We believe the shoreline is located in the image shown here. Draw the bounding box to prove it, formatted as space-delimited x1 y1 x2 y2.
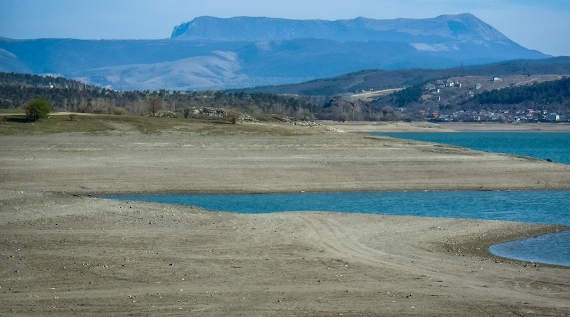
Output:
97 193 570 269
90 186 570 196
325 121 570 132
439 122 570 132
103 193 570 267
485 227 570 269
437 222 569 269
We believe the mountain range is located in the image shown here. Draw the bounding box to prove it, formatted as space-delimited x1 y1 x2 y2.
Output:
0 14 548 91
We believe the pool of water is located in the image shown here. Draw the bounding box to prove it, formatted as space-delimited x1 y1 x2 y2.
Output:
374 131 570 165
489 230 570 266
107 190 570 266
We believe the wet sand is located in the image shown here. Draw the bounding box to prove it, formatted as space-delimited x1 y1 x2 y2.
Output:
1 122 569 316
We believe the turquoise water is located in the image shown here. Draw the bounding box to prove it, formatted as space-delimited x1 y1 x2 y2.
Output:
489 231 570 266
374 132 570 164
107 190 570 266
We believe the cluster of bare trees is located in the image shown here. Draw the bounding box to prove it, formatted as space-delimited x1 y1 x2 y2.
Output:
0 73 317 119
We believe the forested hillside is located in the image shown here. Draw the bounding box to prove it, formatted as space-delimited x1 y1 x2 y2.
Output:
474 77 570 105
0 73 317 119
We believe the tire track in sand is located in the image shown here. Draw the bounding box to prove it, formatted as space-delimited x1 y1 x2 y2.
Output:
295 213 570 309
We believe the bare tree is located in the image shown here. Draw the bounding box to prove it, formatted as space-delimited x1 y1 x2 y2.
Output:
148 95 162 116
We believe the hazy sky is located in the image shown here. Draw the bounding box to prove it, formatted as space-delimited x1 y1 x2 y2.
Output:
1 0 569 56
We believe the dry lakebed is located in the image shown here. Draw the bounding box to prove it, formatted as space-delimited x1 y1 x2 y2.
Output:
1 119 569 316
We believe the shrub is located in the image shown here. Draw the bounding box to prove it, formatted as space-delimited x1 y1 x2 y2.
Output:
92 107 107 114
245 105 269 121
111 107 129 115
26 98 52 121
224 111 239 124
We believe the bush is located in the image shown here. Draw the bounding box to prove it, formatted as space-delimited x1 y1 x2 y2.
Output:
26 98 52 121
245 105 269 121
224 111 239 124
92 107 107 114
111 107 129 115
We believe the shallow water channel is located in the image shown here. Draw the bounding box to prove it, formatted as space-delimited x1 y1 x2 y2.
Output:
107 190 570 266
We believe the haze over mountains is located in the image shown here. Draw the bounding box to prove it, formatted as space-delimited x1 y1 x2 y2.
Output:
0 14 548 91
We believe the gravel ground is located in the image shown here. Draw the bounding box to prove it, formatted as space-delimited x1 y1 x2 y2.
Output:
0 122 569 316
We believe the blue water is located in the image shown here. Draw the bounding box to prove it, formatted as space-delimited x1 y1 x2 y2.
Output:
107 190 570 266
374 132 570 165
490 231 570 266
108 191 569 224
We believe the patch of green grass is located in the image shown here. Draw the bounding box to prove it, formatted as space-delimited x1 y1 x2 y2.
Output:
0 108 25 114
0 115 113 135
109 116 189 134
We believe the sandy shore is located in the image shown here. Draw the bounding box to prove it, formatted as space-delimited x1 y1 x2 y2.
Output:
1 126 570 194
1 122 569 316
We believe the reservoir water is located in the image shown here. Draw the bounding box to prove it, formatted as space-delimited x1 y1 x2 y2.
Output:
489 230 570 266
107 131 570 266
374 131 570 165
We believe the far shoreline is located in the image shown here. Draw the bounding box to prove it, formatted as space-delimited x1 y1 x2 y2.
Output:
324 121 570 133
88 186 570 197
437 122 570 132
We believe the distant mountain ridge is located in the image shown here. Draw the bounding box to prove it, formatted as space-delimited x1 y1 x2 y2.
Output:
171 14 511 44
0 14 549 91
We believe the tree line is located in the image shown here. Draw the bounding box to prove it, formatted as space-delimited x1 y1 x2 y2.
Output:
3 72 568 122
0 73 318 120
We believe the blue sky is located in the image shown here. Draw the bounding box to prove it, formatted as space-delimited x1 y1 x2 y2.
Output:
0 0 569 56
